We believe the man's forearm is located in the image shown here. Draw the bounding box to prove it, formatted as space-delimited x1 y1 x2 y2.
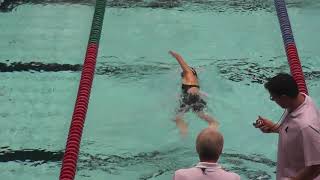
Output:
293 165 320 180
270 122 280 133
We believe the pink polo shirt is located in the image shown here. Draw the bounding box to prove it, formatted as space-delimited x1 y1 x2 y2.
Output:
277 93 320 180
173 162 240 180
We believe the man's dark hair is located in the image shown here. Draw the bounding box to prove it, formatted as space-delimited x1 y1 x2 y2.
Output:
196 129 223 162
197 143 220 161
264 73 299 98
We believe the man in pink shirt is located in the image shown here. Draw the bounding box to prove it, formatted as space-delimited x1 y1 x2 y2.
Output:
173 127 240 180
254 73 320 180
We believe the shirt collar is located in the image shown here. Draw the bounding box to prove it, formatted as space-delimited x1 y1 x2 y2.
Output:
288 93 308 118
195 162 221 170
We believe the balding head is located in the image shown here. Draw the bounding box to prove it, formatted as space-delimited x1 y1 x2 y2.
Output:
196 128 224 162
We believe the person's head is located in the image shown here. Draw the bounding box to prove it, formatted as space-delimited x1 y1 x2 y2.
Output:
196 128 224 163
181 67 198 77
264 73 299 108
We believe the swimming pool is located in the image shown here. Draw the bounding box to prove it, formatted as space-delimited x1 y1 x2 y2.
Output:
1 0 320 179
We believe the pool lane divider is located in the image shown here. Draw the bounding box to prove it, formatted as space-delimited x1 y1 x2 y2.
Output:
274 0 308 94
59 0 106 180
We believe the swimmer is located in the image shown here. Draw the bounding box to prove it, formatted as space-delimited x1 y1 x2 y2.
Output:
169 50 219 137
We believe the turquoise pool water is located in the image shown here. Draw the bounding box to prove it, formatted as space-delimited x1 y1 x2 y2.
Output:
0 1 320 179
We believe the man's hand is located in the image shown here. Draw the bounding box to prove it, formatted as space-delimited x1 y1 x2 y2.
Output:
253 116 277 133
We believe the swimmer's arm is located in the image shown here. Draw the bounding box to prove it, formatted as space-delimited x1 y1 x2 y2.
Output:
169 51 190 73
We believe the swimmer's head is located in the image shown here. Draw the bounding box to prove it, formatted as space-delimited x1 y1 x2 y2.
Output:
181 67 198 77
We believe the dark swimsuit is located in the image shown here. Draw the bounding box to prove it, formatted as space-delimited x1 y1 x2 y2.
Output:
177 83 207 113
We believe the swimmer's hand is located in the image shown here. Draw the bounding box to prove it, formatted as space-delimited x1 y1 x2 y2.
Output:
253 116 278 133
169 50 181 59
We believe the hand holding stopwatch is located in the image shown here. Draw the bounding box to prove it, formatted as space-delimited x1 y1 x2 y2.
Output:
253 116 265 127
253 116 275 133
